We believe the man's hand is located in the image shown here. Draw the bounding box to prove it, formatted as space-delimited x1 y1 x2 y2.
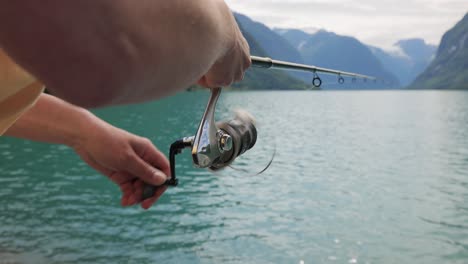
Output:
73 124 170 210
198 4 251 88
6 94 170 209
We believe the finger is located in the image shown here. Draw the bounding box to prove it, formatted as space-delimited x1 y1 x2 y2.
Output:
126 194 138 206
198 75 222 89
121 180 141 206
121 190 133 206
138 144 171 177
240 71 246 81
141 185 168 210
120 180 134 206
215 71 235 87
203 62 234 87
244 54 252 69
241 37 251 59
125 153 168 186
239 45 251 68
127 180 144 205
109 171 133 185
120 181 134 193
235 66 245 82
143 150 172 178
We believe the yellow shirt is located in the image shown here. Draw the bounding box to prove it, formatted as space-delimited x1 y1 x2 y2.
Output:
0 49 44 135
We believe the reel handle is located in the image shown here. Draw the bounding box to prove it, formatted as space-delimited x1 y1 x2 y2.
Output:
141 138 192 201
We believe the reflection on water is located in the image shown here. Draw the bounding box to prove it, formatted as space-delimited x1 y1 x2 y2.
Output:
1 90 468 263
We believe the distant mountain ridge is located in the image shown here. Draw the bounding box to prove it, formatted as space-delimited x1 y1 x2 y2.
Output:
275 29 400 88
229 12 441 90
410 13 468 89
273 29 312 51
368 39 437 86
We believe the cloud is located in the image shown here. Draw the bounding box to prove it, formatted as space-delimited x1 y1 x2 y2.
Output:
225 0 467 50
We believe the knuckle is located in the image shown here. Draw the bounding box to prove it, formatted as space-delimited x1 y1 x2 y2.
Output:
141 137 153 147
245 56 252 68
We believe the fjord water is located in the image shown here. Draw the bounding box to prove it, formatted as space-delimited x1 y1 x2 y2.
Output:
1 90 468 264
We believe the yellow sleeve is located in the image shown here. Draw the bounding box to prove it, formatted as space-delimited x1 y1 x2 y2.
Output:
0 49 44 135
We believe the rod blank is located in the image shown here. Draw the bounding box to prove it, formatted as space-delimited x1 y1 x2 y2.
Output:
251 56 376 80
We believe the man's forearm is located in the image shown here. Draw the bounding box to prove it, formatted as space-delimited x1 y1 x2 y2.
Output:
4 93 97 147
0 0 239 107
4 93 173 209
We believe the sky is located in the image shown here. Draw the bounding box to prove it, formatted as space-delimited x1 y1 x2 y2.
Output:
225 0 468 51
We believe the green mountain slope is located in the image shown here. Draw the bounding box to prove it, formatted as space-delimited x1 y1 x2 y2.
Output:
410 13 468 89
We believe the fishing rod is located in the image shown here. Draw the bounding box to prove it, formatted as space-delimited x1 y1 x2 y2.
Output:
251 56 377 87
142 56 376 201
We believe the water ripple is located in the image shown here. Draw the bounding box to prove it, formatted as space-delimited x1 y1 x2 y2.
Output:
1 91 468 263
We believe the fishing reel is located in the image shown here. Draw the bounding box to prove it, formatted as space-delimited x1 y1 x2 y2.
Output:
142 88 257 200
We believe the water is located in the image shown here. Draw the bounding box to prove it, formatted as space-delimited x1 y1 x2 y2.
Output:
1 90 468 264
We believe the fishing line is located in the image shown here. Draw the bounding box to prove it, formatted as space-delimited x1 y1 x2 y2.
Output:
228 140 276 176
142 57 379 198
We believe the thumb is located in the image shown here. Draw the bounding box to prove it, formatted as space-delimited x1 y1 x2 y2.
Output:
125 153 168 186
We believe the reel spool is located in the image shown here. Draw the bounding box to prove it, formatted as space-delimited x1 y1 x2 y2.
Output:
210 110 257 170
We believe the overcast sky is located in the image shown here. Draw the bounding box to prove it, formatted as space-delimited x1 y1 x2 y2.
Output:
225 0 467 50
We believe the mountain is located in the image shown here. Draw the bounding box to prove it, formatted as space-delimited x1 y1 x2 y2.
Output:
397 39 437 68
369 39 437 86
232 15 308 90
273 29 312 51
235 13 310 83
235 14 304 63
277 29 400 88
410 13 468 89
